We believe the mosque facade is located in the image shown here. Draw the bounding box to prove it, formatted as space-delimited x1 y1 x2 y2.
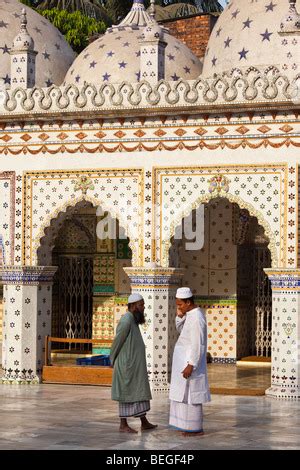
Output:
0 0 300 400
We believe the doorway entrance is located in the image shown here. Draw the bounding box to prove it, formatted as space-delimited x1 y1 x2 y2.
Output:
51 205 96 353
169 198 272 363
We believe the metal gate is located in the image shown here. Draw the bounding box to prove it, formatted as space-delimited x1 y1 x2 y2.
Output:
53 256 93 342
253 247 272 357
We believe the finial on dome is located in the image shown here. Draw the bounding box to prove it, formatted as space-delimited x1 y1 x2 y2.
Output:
21 8 28 30
112 0 156 28
279 0 300 34
288 0 298 14
12 8 35 52
10 9 37 90
149 0 156 19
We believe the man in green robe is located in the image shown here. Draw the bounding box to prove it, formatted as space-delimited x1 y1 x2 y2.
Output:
110 293 157 433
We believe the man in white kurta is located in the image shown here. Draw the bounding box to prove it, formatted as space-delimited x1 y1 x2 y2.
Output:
169 287 211 435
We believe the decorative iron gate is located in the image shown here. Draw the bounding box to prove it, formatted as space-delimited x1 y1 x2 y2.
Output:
253 247 272 357
54 256 93 342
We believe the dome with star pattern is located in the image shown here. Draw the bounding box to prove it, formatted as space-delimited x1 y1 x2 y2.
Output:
64 0 202 86
203 0 300 80
0 0 76 88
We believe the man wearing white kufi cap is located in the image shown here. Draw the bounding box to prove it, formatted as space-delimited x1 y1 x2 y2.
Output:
169 287 211 436
110 292 157 433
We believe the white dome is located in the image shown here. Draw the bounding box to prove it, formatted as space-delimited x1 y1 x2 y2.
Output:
203 0 300 80
0 0 76 88
65 1 202 85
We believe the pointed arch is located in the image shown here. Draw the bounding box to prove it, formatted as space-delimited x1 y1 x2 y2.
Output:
161 192 278 268
33 195 139 267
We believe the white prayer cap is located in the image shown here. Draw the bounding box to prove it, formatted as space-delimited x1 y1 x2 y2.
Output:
128 293 144 304
176 287 193 299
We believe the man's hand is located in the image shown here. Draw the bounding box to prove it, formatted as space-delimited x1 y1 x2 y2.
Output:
176 308 185 318
181 364 193 379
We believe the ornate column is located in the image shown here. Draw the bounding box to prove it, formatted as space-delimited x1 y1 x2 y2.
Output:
124 266 185 393
0 266 57 384
264 269 300 399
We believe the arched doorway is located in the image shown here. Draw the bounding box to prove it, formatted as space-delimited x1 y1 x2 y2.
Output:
51 203 96 350
169 197 272 365
38 200 132 368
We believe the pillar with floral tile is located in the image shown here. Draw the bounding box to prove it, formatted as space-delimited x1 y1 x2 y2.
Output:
124 266 185 392
264 269 300 400
0 266 56 384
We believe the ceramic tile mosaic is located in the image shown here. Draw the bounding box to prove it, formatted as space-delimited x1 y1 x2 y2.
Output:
93 255 115 294
115 260 131 295
0 172 15 266
92 297 115 344
205 301 237 362
22 169 143 268
154 165 293 269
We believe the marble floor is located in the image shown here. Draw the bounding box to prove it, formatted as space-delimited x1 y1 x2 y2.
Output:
49 359 271 391
0 381 299 450
208 363 271 390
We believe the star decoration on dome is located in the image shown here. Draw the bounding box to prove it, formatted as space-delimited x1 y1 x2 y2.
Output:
265 2 277 12
42 51 50 60
238 48 249 60
2 74 10 84
224 37 232 48
243 18 253 29
231 9 240 19
204 0 299 80
1 44 10 54
171 73 179 81
261 29 273 41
